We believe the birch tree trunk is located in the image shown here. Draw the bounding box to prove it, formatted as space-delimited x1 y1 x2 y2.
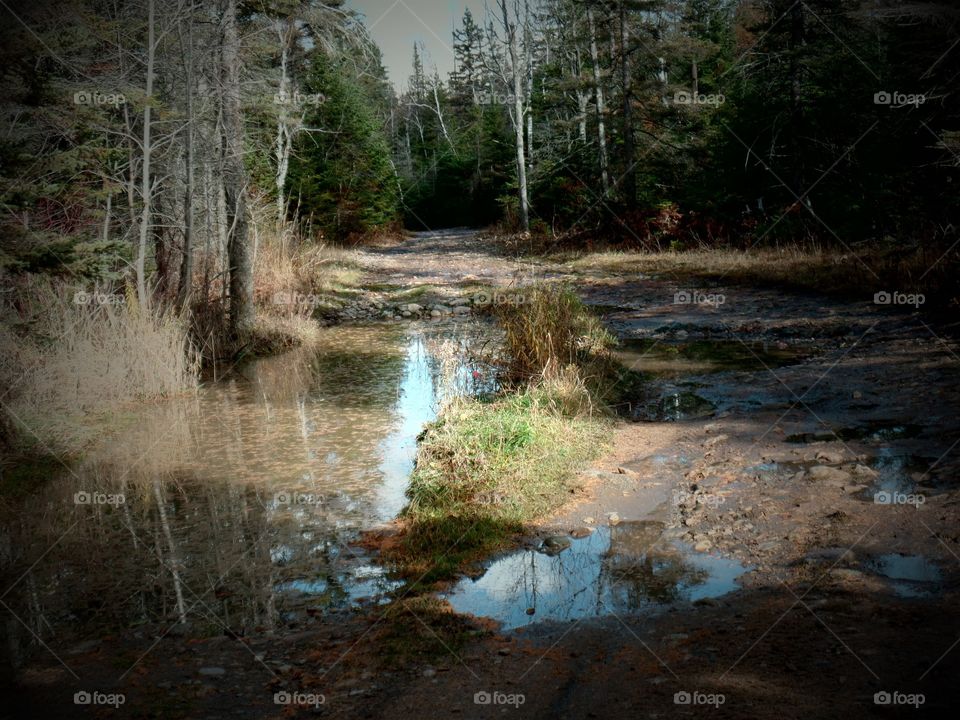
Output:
501 0 529 231
587 5 609 195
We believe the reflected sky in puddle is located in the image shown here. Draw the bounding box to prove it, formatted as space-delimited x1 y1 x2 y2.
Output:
867 554 942 598
0 323 491 652
446 522 751 630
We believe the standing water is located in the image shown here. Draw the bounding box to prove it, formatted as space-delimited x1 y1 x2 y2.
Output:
0 322 490 665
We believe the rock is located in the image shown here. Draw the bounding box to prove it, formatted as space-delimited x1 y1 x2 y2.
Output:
198 667 226 677
815 450 847 464
430 310 442 318
405 303 423 313
539 536 571 555
850 464 879 479
806 465 852 484
694 541 713 552
525 608 536 616
704 434 728 447
401 311 412 318
422 667 436 678
569 527 593 539
606 512 621 526
449 297 471 307
583 516 596 524
452 305 471 315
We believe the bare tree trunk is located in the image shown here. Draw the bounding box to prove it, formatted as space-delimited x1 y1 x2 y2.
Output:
620 0 635 202
102 188 112 243
587 5 609 195
501 0 529 231
136 0 156 306
274 19 295 228
222 0 254 335
177 14 195 310
574 49 588 144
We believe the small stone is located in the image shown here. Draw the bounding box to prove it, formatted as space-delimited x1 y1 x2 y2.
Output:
525 608 536 616
694 541 712 552
583 516 595 524
423 667 436 678
607 512 621 526
806 465 852 484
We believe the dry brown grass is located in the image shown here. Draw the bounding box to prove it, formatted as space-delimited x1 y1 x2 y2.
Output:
1 279 198 453
566 244 958 304
189 204 364 361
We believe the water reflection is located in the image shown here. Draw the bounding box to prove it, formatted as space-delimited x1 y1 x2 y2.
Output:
447 521 751 630
0 322 489 665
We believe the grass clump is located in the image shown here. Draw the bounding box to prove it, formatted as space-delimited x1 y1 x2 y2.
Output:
0 279 198 454
394 283 622 582
400 388 610 582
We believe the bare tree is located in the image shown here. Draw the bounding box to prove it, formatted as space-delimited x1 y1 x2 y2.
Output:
488 0 531 231
221 0 254 335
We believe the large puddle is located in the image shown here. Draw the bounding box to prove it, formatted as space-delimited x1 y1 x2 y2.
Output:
615 338 809 379
0 322 492 661
445 522 752 630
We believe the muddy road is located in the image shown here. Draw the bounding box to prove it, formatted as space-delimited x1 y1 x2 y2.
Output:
7 230 960 719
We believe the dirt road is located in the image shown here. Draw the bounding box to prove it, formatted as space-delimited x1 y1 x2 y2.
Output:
10 230 960 719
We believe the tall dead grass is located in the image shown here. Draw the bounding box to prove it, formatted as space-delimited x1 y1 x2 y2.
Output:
1 279 198 453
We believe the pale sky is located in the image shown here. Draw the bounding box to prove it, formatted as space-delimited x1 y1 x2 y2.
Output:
348 0 485 90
